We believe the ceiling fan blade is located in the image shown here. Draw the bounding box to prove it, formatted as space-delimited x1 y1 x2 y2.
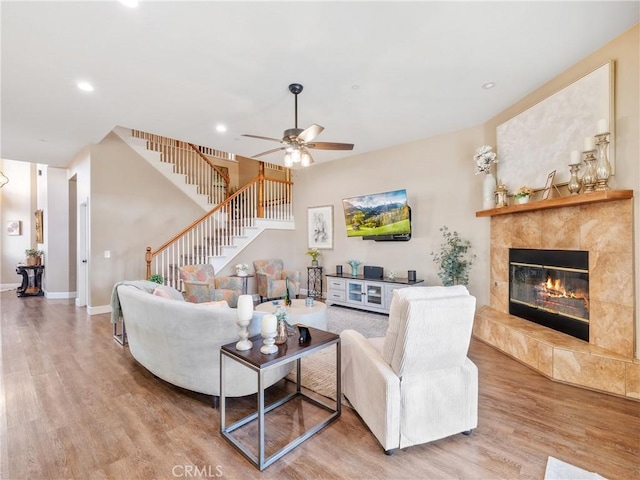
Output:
297 124 324 143
242 134 283 143
251 146 286 158
306 141 354 151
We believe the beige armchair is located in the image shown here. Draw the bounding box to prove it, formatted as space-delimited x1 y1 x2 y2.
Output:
252 258 301 302
340 285 478 454
178 264 243 307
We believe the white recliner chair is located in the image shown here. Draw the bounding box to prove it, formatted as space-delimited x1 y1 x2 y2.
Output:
340 285 478 454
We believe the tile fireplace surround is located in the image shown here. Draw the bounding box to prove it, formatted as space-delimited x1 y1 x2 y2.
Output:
475 191 639 400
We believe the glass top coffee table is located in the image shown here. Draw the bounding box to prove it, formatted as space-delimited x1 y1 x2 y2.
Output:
220 327 340 471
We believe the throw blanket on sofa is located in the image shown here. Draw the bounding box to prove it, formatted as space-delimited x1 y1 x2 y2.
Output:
110 280 160 324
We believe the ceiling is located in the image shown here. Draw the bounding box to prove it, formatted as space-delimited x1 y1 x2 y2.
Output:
1 1 638 169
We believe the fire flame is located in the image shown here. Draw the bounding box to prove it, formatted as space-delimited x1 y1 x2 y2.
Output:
541 276 589 309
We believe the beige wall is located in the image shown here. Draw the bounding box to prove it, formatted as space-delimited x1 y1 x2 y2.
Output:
89 132 207 306
289 125 490 306
0 159 37 286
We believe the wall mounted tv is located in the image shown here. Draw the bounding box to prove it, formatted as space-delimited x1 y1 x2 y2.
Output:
342 189 411 242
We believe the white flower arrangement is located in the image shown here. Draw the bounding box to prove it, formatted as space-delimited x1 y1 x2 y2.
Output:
474 145 498 175
235 263 249 275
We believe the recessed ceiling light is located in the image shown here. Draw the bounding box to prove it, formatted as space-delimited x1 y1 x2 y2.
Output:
77 81 94 92
216 124 227 133
482 82 496 90
119 0 139 7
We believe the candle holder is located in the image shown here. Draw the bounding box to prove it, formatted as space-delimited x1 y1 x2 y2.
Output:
581 150 597 193
260 331 278 354
595 132 611 190
235 295 254 351
567 164 581 195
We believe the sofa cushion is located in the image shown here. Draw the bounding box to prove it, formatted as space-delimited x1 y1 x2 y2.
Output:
152 285 185 302
201 300 230 308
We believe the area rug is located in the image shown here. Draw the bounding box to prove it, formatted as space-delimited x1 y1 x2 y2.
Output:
285 305 389 401
544 456 606 480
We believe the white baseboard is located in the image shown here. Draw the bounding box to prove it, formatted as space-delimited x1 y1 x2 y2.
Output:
0 283 20 292
44 291 76 300
88 304 111 316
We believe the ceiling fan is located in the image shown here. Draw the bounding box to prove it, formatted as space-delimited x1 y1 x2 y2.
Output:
242 83 354 167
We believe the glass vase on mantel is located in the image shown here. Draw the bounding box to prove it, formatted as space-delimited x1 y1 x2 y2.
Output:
482 172 497 210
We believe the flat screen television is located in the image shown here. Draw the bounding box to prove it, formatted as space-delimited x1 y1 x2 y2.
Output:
342 189 411 241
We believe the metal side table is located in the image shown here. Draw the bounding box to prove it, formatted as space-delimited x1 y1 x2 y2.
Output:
220 327 340 470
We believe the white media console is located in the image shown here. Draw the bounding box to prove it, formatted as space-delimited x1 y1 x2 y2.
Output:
324 273 424 314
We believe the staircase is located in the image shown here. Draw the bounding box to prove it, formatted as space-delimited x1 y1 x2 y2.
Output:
113 127 294 289
113 126 230 211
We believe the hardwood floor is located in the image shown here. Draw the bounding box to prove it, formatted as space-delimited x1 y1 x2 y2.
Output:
1 291 638 479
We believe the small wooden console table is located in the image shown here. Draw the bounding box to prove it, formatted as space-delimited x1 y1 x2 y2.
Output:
220 327 341 470
16 264 45 297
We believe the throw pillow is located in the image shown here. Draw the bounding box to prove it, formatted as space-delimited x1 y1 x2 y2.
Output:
152 285 185 302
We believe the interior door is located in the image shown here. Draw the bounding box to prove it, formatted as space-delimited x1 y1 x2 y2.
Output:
76 200 88 307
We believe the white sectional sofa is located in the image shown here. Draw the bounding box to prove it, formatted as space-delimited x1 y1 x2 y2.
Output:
114 282 291 404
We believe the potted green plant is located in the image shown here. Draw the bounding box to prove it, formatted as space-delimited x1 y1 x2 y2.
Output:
148 274 164 284
513 186 533 204
430 226 475 286
306 248 321 266
25 248 43 266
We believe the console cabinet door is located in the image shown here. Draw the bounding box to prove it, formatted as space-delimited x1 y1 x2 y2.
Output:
363 281 384 309
346 280 365 305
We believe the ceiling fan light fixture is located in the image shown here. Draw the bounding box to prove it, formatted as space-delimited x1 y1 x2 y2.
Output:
244 83 354 165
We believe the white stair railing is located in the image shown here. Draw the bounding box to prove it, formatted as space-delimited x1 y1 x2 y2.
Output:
132 129 231 205
146 175 293 290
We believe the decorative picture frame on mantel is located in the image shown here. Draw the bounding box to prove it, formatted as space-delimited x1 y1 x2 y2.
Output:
308 205 333 250
497 60 614 190
541 170 557 201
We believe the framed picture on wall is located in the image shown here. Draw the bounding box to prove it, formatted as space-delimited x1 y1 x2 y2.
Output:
497 61 614 189
7 221 21 236
308 205 333 249
35 209 43 243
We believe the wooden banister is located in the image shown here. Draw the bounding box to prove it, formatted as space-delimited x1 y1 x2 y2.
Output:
145 172 293 288
187 143 230 184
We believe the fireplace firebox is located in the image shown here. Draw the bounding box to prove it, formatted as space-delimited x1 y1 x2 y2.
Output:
509 249 589 341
